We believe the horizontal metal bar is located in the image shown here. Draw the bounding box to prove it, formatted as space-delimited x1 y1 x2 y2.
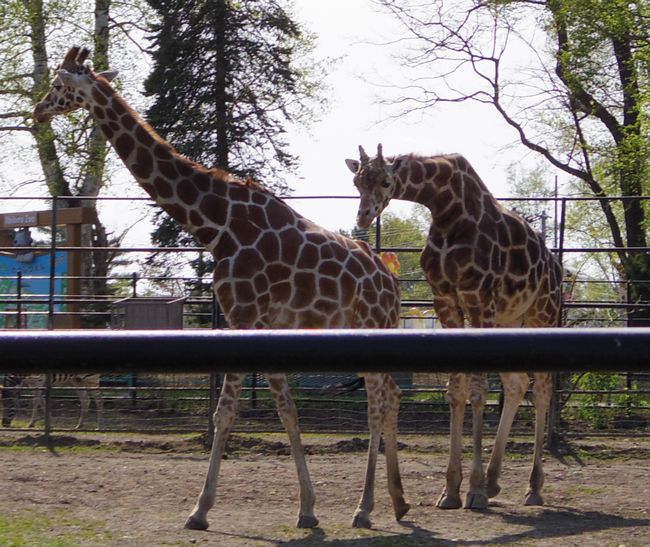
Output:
3 194 650 201
376 246 650 254
0 328 648 374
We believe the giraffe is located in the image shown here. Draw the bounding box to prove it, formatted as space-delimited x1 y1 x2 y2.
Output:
33 47 410 531
4 373 104 430
346 144 563 510
25 374 103 430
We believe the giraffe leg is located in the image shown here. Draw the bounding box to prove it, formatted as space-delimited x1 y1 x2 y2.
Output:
486 373 529 499
185 373 245 531
1 378 18 427
464 373 489 509
92 388 104 430
525 372 551 506
381 374 410 521
436 372 468 509
28 389 44 428
352 373 382 528
266 374 318 528
75 389 90 430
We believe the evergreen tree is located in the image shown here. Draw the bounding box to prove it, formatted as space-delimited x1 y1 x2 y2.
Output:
143 0 326 306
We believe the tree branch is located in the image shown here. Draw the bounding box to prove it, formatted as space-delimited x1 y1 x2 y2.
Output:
0 125 34 132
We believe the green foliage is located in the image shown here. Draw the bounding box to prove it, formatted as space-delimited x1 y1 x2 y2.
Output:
144 0 327 293
568 372 650 429
507 163 633 326
571 372 620 428
365 208 432 303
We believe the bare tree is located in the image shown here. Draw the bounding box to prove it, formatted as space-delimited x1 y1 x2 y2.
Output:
375 0 650 325
0 0 153 325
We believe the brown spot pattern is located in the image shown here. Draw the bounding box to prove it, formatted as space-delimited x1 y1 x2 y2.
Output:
177 179 199 205
114 133 134 160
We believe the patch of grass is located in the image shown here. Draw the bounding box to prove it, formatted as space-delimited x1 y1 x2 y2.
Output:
505 451 531 461
565 485 607 497
0 435 116 455
0 510 115 545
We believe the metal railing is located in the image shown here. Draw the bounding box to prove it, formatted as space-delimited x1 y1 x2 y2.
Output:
1 194 649 439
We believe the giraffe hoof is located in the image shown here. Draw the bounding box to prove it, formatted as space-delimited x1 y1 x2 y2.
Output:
486 482 501 498
184 514 209 530
436 492 462 509
351 511 372 529
524 492 544 506
464 491 488 510
297 514 319 528
394 501 411 521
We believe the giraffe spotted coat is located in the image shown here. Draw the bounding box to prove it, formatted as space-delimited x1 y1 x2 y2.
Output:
347 144 562 510
33 47 409 532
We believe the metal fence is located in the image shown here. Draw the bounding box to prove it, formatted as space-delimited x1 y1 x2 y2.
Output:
0 194 649 438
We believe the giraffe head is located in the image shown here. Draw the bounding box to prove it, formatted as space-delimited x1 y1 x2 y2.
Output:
345 144 400 229
33 46 118 123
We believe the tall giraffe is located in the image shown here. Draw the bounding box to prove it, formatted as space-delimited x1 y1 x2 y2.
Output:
346 144 563 510
33 47 410 531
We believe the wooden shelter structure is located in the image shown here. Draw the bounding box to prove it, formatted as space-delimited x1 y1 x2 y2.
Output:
0 207 97 328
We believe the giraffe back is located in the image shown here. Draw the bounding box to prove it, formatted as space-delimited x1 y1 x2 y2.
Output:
210 188 401 330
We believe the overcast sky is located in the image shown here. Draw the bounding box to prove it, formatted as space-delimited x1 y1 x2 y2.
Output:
1 1 538 241
286 0 528 232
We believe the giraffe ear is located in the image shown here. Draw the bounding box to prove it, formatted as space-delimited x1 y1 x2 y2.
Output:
55 69 77 86
98 70 119 82
388 157 403 173
345 159 360 173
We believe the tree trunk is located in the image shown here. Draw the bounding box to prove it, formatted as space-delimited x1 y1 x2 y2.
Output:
213 0 229 170
25 0 72 199
77 0 112 327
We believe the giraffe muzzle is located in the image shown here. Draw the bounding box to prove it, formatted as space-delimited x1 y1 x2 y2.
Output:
33 104 52 124
356 212 373 230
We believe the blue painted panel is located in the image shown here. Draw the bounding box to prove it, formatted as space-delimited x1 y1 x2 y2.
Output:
0 252 68 328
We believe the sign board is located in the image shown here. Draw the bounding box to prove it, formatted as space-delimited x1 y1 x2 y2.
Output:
3 212 39 227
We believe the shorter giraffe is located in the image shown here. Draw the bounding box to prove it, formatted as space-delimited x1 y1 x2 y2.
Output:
2 374 103 429
33 47 410 531
346 144 563 510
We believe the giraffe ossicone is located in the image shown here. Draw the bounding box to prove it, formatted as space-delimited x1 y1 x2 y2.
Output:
347 143 563 510
33 46 410 531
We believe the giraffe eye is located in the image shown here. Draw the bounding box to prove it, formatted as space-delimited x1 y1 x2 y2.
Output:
381 181 391 188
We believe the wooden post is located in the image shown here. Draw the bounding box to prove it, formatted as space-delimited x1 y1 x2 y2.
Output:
65 223 82 328
0 207 96 330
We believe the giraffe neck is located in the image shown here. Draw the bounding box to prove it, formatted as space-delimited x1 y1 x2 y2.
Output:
84 77 286 252
392 154 497 222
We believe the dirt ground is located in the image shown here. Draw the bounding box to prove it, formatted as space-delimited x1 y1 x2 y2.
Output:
0 432 649 546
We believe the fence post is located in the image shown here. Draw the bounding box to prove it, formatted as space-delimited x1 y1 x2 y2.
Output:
251 373 257 409
43 197 59 442
375 214 382 252
16 272 22 329
547 197 567 449
47 197 58 331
